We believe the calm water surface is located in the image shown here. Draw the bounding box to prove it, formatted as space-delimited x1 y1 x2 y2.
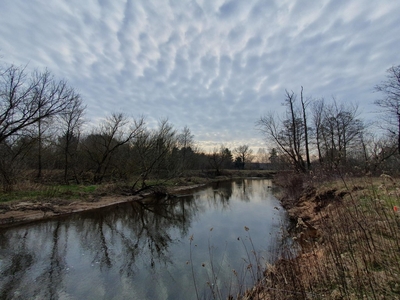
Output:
0 179 287 300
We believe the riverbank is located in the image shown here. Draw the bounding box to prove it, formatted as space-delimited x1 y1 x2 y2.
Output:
0 177 282 299
0 170 275 228
0 183 208 228
243 173 400 299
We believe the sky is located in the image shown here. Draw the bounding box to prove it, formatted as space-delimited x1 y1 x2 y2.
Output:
1 0 400 152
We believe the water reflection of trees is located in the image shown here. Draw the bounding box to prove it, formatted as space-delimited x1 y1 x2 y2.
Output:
73 196 205 276
231 179 275 203
0 196 206 298
0 222 69 300
0 229 34 299
0 179 277 299
37 221 68 299
201 181 233 209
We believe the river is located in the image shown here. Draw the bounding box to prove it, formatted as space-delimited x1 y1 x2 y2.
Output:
0 179 288 300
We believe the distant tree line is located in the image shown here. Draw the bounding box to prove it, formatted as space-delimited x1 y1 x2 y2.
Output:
0 63 255 192
257 65 400 175
3 62 398 192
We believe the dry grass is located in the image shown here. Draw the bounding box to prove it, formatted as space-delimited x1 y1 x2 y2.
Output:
243 174 400 300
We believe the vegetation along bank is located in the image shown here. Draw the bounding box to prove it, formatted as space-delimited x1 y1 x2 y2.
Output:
1 58 400 298
242 172 400 299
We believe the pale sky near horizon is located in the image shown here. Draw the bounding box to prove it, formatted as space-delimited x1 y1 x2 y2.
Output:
1 0 399 152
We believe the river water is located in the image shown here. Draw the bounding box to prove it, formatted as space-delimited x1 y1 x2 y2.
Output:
0 179 287 300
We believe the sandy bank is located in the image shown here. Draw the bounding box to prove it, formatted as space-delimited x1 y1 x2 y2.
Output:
0 184 206 228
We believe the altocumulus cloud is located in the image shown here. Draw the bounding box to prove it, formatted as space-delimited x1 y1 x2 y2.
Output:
1 0 400 151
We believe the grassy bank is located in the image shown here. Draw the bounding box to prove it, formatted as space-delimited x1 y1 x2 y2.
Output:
0 169 275 204
0 170 275 227
244 173 400 299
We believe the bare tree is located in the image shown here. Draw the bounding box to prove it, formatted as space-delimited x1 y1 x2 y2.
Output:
176 126 195 171
31 70 58 178
177 126 194 149
257 112 293 169
311 98 325 165
208 146 233 175
256 148 269 164
83 113 144 184
58 94 85 183
268 147 283 170
258 89 365 172
130 119 177 190
0 65 76 145
319 99 363 168
0 64 80 188
300 86 311 170
374 65 400 154
257 91 306 172
284 90 305 171
306 97 365 170
233 144 254 170
365 134 399 173
0 134 35 191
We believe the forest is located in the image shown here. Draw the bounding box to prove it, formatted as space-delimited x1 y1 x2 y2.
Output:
1 63 399 194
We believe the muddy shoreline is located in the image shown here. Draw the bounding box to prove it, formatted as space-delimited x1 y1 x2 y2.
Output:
0 184 206 228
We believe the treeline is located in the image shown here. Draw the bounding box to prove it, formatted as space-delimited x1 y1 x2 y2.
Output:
2 62 398 192
257 65 400 175
0 63 254 192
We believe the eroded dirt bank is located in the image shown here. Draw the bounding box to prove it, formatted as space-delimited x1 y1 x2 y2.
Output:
0 171 275 229
0 184 206 228
243 175 400 299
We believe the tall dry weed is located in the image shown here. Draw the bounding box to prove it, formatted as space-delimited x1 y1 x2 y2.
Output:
245 175 400 299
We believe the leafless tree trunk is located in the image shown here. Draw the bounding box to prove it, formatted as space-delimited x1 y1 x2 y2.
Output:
257 113 298 171
258 88 365 172
130 119 177 191
233 144 254 170
258 90 306 171
311 98 325 165
83 113 144 184
284 90 306 171
0 64 80 188
374 65 400 154
323 99 363 167
0 65 76 144
176 126 194 171
300 86 311 170
58 94 85 184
